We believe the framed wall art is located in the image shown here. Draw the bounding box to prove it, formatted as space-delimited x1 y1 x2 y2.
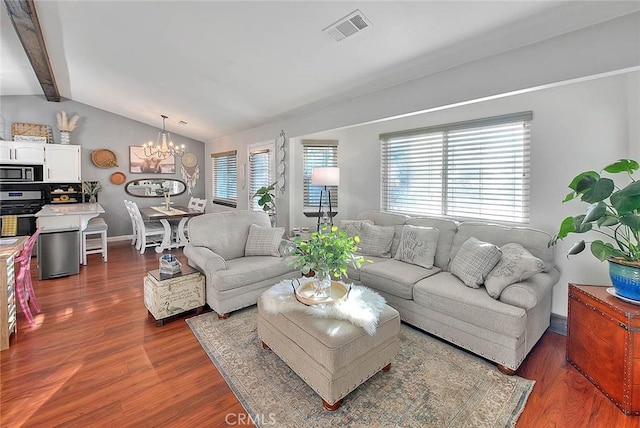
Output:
129 146 176 174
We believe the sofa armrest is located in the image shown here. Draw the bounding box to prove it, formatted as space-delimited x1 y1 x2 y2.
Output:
498 268 560 310
183 244 228 272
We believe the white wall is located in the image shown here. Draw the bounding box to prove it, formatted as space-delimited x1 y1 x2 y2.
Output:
206 11 639 318
290 72 637 317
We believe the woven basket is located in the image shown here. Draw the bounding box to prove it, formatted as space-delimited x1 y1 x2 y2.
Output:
91 149 118 168
11 123 53 143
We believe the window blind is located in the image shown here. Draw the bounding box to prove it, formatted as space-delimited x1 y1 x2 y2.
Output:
211 150 237 208
302 141 338 208
381 112 532 223
249 148 273 211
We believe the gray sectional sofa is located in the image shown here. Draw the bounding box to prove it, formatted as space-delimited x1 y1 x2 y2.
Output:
183 210 298 317
342 210 560 373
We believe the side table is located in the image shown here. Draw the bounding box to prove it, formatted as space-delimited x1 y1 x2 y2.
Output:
567 283 640 415
144 265 205 326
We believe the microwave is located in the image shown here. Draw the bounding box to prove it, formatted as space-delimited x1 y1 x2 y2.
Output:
0 165 40 182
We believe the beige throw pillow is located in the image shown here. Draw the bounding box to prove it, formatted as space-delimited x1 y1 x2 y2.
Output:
339 219 374 238
245 224 285 257
358 223 395 258
394 225 440 269
450 237 502 288
485 243 545 299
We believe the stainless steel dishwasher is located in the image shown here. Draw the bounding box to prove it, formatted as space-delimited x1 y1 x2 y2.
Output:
37 228 80 279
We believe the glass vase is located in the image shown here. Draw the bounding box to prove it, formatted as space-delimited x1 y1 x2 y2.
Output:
312 271 332 300
89 195 97 204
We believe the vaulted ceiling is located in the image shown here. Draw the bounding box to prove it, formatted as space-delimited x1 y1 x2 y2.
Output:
2 1 639 142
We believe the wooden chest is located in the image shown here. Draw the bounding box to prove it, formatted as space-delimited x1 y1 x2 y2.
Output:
144 266 205 326
567 283 640 415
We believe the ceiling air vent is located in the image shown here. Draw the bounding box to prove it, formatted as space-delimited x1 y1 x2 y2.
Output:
323 10 371 42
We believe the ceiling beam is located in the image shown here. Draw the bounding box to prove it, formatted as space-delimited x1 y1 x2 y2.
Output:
4 0 60 101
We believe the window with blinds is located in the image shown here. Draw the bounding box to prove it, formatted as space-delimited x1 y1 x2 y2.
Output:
380 112 532 223
211 150 237 208
249 144 274 211
302 141 338 208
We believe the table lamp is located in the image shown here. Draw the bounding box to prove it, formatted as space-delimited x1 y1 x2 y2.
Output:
311 167 340 231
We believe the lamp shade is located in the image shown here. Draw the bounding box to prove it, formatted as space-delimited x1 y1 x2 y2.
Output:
311 167 340 186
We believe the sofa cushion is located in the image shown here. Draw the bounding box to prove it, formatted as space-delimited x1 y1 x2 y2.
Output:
215 256 296 291
358 223 395 258
413 272 527 339
245 224 285 257
485 243 545 299
357 210 410 257
450 222 555 271
449 237 502 288
360 259 441 299
394 225 439 269
188 210 271 260
406 217 458 270
339 219 373 238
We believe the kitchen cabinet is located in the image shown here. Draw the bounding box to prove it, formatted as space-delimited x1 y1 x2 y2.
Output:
44 145 81 183
0 141 45 164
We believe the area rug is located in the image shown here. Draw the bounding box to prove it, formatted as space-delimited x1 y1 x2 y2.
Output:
187 307 534 427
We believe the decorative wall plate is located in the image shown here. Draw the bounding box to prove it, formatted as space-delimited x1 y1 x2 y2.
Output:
92 149 118 168
182 152 198 168
110 171 126 185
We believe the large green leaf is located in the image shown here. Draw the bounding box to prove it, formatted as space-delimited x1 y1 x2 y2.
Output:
620 213 640 230
581 178 614 203
610 181 640 214
583 202 607 224
590 240 614 261
603 159 639 174
568 171 599 192
597 215 619 227
567 240 586 257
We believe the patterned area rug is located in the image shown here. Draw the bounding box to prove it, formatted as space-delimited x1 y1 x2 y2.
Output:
187 307 534 427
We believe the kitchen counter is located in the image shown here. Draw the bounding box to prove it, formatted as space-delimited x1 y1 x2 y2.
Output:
36 203 104 232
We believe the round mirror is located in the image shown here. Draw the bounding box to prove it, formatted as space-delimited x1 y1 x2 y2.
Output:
124 178 187 198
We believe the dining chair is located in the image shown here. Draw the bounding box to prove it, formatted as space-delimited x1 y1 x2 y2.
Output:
14 227 44 327
123 200 139 247
188 197 199 210
194 198 207 213
129 202 165 254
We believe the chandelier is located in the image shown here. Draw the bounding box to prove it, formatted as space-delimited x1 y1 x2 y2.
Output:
142 114 185 159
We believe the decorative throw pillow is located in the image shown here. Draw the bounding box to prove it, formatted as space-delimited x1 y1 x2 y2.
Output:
339 219 374 238
358 222 395 258
449 237 502 288
485 243 545 299
245 224 285 257
394 225 440 269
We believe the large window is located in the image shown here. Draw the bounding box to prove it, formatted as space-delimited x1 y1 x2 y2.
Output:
380 112 532 223
248 142 274 211
211 150 237 208
302 140 338 209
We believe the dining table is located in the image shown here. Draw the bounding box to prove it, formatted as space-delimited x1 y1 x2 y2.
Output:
138 205 203 253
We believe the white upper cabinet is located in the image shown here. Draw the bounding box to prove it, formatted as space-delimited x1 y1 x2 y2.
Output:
44 145 81 183
0 141 46 164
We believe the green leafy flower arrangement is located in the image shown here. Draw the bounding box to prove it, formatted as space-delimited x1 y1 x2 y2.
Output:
290 225 365 279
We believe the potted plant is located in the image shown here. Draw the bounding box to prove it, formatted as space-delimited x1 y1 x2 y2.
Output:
253 182 276 226
549 158 640 300
290 225 365 299
82 180 103 204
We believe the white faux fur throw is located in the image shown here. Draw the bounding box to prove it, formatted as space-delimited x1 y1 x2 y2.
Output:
260 278 387 335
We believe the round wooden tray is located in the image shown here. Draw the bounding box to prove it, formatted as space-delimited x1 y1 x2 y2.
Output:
91 149 118 168
295 280 348 305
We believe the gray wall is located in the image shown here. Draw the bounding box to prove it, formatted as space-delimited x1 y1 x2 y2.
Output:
0 95 206 238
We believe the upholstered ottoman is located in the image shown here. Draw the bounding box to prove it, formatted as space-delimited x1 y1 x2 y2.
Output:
257 297 400 410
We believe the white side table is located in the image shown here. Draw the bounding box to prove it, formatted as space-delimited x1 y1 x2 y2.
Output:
144 265 205 326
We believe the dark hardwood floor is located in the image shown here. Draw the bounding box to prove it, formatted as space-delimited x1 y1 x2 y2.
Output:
1 241 638 427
